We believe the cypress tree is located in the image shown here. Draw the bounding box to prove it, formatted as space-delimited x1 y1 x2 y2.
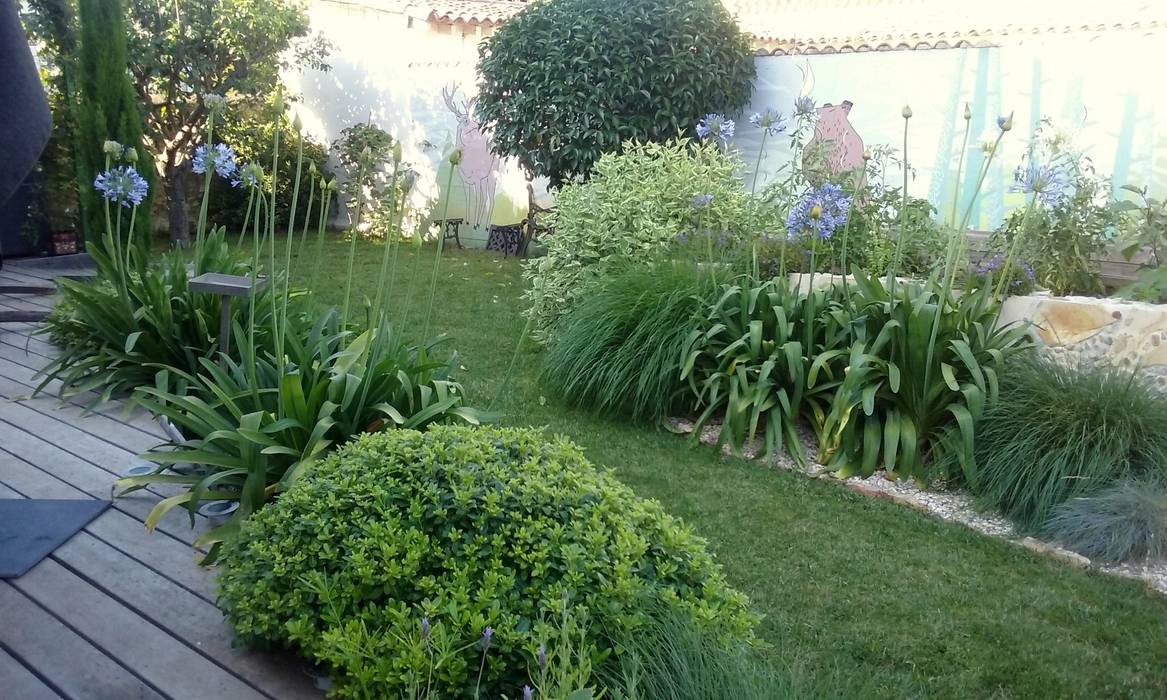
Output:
76 0 151 246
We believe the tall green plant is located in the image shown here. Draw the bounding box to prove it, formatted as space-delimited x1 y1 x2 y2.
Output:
76 0 151 245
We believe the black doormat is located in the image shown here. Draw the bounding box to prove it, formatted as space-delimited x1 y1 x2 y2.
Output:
0 499 110 578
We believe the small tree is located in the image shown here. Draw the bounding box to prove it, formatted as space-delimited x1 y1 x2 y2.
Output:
76 0 152 245
476 0 755 185
124 0 329 247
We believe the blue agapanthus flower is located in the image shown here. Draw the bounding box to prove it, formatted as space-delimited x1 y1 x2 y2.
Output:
794 96 816 116
975 253 1037 287
93 166 149 208
749 110 787 137
690 193 714 209
1011 160 1071 208
192 143 239 179
695 114 734 143
785 183 852 240
231 162 263 189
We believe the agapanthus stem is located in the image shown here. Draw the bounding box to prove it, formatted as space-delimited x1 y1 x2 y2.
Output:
421 161 458 340
887 117 910 296
341 159 371 330
279 127 305 369
309 186 329 293
195 114 216 270
268 109 282 367
993 198 1038 299
297 176 316 259
237 186 255 247
371 167 402 323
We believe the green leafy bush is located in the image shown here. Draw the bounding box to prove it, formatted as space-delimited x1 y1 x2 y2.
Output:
1044 477 1167 564
524 139 751 340
681 277 854 465
476 0 754 185
542 261 720 422
967 355 1167 530
218 425 757 698
819 272 1031 481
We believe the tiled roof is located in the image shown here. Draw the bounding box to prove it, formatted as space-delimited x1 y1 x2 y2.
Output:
410 0 1165 52
422 0 526 25
725 0 1165 54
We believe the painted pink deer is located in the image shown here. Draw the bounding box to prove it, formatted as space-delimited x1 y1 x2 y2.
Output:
441 85 501 229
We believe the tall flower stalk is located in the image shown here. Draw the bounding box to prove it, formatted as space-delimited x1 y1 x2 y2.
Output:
341 147 373 330
886 105 912 296
422 150 462 340
371 143 404 325
278 114 306 368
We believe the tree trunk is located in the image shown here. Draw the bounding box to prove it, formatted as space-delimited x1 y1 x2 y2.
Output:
165 161 189 248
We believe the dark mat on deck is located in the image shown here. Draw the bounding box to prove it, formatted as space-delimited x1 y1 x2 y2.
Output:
0 499 110 578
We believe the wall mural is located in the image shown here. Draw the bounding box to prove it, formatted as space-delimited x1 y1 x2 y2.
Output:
440 85 501 231
736 34 1167 230
804 99 866 186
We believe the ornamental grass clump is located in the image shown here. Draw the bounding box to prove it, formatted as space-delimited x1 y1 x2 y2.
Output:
542 260 721 422
217 425 757 699
968 355 1167 531
1044 477 1167 564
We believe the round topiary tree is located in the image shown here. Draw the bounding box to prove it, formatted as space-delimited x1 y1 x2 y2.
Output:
218 425 757 698
475 0 755 185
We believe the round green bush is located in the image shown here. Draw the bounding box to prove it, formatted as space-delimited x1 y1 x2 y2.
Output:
218 425 757 698
476 0 755 185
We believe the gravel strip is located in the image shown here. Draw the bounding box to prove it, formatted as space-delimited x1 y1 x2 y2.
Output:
668 415 1167 595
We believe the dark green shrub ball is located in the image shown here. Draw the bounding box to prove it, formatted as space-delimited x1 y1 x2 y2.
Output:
218 425 757 698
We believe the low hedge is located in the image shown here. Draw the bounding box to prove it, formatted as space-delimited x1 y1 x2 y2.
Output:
218 425 757 698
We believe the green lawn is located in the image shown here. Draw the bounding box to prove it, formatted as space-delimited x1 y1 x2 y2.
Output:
288 235 1167 699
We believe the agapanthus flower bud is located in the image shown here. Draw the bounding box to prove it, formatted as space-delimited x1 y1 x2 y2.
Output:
998 113 1014 131
309 161 317 175
103 140 124 157
862 149 872 161
963 103 972 121
449 149 463 166
392 141 402 163
124 147 139 164
203 93 227 114
272 88 284 113
902 105 913 119
292 112 303 131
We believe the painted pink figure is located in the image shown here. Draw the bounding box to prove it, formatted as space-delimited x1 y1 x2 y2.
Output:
441 86 501 229
803 100 866 187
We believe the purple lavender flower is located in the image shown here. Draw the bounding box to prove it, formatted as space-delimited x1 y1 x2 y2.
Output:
794 96 816 116
481 626 494 650
785 183 852 240
695 114 734 144
749 110 786 137
690 193 714 209
537 644 547 669
1011 161 1070 208
192 142 239 179
93 166 149 208
522 686 534 700
420 617 430 642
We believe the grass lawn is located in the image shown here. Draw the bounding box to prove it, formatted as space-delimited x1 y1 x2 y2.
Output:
285 234 1167 698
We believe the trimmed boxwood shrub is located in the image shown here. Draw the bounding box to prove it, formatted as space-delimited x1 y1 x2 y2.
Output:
218 425 757 698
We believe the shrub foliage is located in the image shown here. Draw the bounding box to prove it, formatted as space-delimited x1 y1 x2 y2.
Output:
1045 477 1167 564
218 425 757 698
476 0 754 184
524 139 751 340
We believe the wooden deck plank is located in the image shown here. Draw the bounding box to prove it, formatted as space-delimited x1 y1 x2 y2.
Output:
0 648 64 700
0 583 166 700
13 559 268 700
53 534 319 700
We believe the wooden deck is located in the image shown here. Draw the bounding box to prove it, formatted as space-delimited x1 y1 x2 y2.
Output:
0 260 321 700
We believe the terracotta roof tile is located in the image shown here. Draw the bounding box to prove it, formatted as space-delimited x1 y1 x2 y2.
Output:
423 0 526 25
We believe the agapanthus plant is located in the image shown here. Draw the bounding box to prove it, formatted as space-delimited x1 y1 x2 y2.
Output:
749 110 786 137
785 183 852 241
1011 160 1071 208
695 113 734 144
794 96 816 117
192 142 239 180
94 166 150 208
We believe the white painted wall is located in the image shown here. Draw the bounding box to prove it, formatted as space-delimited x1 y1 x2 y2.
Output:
284 0 545 246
